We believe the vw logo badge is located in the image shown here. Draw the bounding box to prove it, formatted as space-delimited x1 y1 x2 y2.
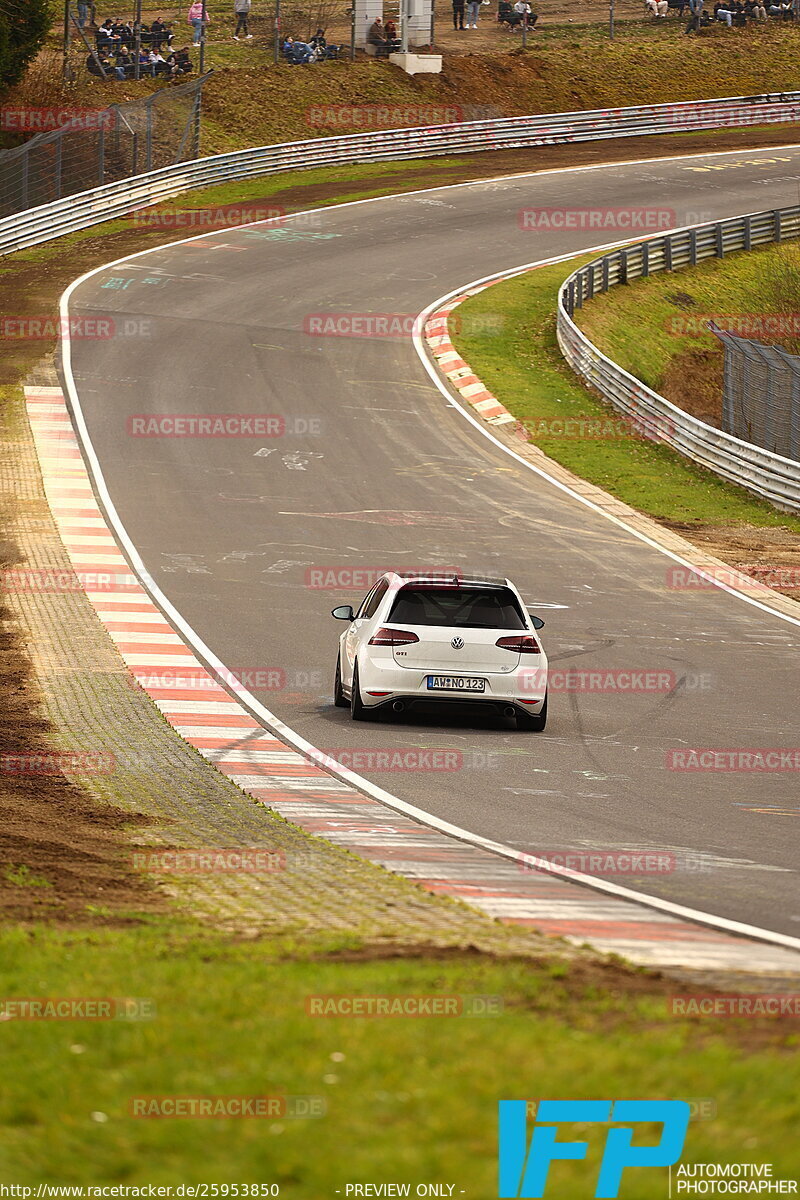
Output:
451 637 464 649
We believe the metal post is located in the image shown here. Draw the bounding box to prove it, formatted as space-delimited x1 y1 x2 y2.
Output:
134 0 142 79
522 9 527 45
199 0 207 72
192 80 202 156
21 152 29 210
401 0 408 51
145 98 153 170
98 123 105 186
430 0 435 45
609 0 614 38
63 0 72 79
53 135 63 200
70 11 108 74
350 3 356 58
274 0 281 62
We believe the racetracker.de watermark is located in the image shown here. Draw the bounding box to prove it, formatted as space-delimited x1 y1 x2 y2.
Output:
520 413 676 441
126 415 322 437
2 569 139 593
519 668 711 693
130 849 286 874
0 997 154 1020
129 1095 325 1118
518 206 676 231
128 667 287 692
0 317 151 341
303 312 504 338
306 994 503 1016
309 748 462 772
670 994 800 1017
305 104 468 128
0 106 113 132
0 752 115 776
517 850 677 875
665 312 800 338
131 205 322 230
667 749 800 771
305 566 459 589
666 565 800 594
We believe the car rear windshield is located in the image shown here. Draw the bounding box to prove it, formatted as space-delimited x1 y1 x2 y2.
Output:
388 586 526 629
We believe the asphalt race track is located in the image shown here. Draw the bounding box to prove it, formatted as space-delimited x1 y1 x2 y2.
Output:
64 146 800 937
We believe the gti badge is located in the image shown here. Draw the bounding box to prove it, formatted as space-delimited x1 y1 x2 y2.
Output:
451 637 464 649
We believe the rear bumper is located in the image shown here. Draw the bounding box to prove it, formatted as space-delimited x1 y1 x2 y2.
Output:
355 657 548 712
360 694 545 718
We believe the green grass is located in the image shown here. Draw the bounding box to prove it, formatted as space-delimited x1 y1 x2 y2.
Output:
575 237 800 390
451 258 800 530
2 864 52 889
1 923 798 1188
8 157 475 263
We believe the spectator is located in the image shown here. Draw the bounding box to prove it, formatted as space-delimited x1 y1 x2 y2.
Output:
384 18 400 44
646 0 668 13
187 0 209 45
497 0 517 24
366 17 390 52
453 0 466 29
114 45 134 77
174 45 194 70
466 0 480 23
77 0 89 28
512 0 537 28
86 50 112 76
96 18 114 49
283 35 314 61
714 2 733 22
685 0 704 31
148 17 170 48
148 47 168 73
309 27 340 55
234 0 253 39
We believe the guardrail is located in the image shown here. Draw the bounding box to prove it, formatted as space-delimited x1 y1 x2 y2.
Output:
557 206 800 512
2 91 800 255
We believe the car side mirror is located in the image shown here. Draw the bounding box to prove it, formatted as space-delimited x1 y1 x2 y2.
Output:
527 612 545 630
331 605 355 621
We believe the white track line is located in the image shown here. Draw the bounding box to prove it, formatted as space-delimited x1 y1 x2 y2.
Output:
58 145 800 953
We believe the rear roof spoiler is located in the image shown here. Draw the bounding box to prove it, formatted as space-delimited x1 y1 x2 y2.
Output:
392 573 510 588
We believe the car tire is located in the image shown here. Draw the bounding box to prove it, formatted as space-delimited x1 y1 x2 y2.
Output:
334 654 349 708
516 693 547 731
350 663 376 721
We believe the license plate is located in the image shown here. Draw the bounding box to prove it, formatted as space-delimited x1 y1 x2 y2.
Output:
426 675 486 692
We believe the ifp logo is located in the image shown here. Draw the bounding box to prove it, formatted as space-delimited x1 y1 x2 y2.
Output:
498 1100 690 1198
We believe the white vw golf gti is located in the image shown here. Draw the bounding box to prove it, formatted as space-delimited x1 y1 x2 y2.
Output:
332 572 548 730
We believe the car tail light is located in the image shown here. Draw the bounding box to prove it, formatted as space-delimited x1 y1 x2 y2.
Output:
368 627 420 647
496 635 540 654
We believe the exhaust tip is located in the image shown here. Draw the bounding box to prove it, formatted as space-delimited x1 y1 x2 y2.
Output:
392 700 405 712
503 705 516 719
